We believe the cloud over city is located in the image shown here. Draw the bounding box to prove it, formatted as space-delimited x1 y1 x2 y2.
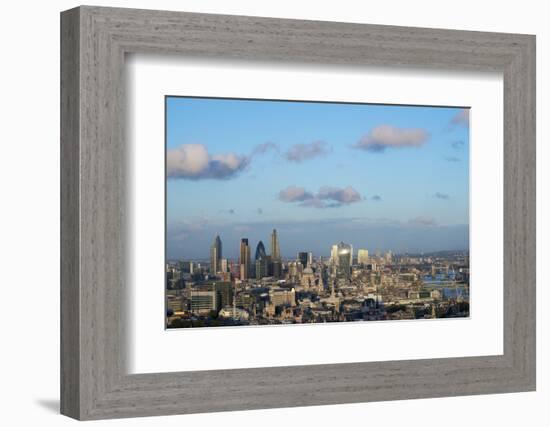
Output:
355 125 429 152
284 140 330 162
167 139 334 180
167 144 250 180
450 109 469 127
167 140 283 180
278 185 362 208
278 186 315 203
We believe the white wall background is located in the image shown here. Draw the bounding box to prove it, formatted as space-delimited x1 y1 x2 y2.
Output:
0 0 546 425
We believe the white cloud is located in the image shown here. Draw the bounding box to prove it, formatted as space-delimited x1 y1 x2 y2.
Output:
356 125 429 152
167 144 249 180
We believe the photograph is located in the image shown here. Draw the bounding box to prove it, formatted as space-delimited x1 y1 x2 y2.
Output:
165 96 470 328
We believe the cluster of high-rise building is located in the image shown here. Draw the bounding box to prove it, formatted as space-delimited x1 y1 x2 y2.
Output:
209 229 283 282
166 228 470 328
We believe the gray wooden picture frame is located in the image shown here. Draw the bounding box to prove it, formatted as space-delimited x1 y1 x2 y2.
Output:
60 5 536 421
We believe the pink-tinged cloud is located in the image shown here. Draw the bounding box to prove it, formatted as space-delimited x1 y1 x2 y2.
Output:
317 186 361 204
356 125 429 152
451 109 470 126
278 185 362 208
278 186 315 202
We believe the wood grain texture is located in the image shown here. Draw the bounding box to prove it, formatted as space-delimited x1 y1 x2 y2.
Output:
60 7 80 419
60 6 536 420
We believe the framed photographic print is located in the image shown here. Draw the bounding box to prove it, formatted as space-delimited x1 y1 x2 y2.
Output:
164 96 472 328
61 6 536 420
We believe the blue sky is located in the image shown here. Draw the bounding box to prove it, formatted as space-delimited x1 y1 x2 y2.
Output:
166 96 469 260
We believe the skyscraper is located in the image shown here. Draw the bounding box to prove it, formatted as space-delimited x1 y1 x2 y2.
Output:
271 229 280 260
220 258 228 273
297 252 308 268
330 244 338 264
272 259 282 279
254 241 268 279
255 241 267 261
239 238 251 280
358 249 369 265
210 235 222 274
335 242 352 280
255 255 270 279
270 229 281 278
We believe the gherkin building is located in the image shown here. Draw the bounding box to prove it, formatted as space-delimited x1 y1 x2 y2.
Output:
255 241 266 260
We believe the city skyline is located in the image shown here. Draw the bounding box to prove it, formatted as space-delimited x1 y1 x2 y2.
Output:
166 96 469 259
170 229 466 262
166 225 470 328
201 231 467 288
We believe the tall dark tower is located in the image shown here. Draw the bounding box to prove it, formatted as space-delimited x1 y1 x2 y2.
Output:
270 229 281 278
297 252 308 268
210 235 222 274
271 229 280 260
255 241 268 280
239 238 250 280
